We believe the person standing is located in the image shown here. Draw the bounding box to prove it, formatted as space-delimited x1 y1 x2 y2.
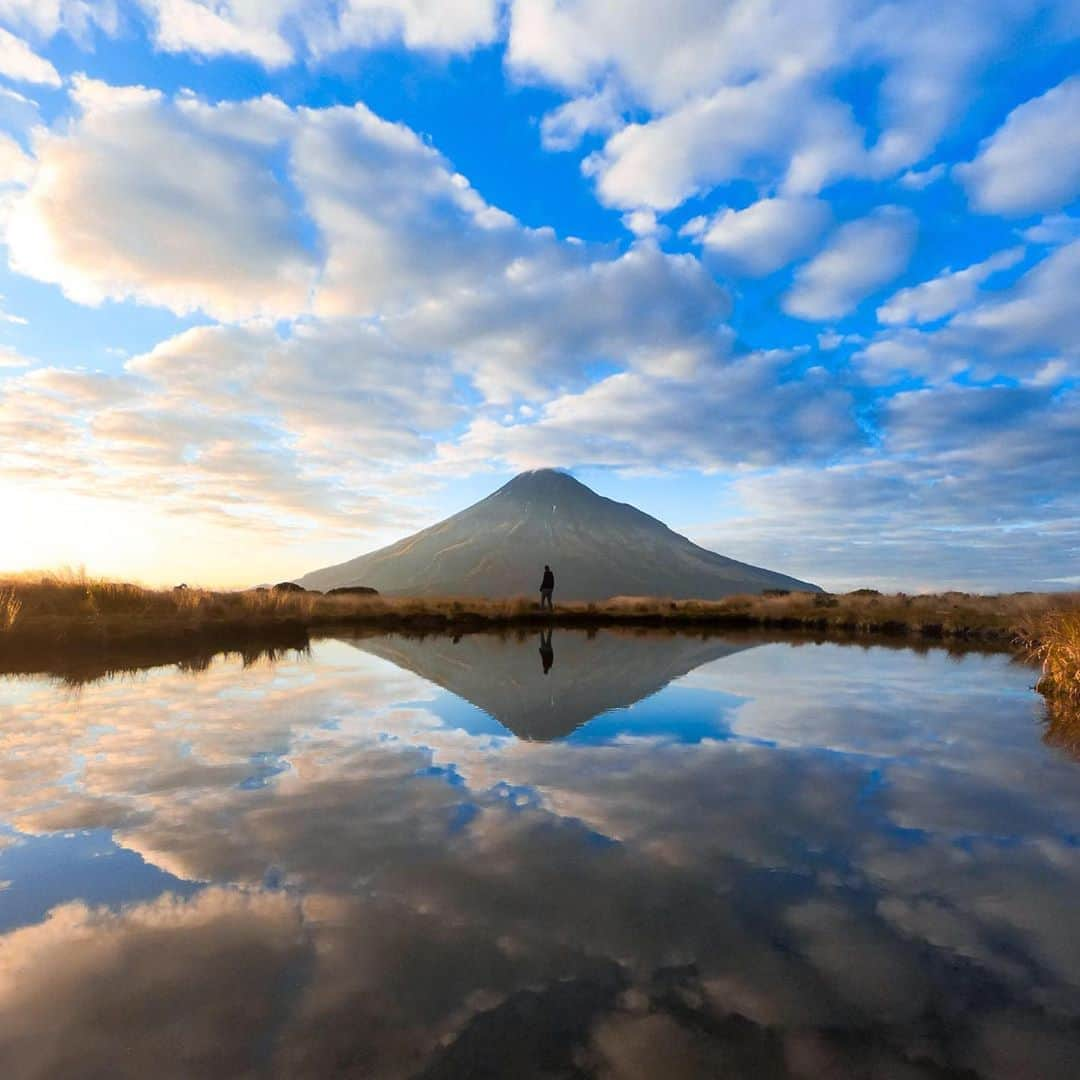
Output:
539 564 555 611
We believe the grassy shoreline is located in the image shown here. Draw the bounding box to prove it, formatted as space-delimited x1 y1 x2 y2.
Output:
4 572 1077 751
2 570 1077 661
1022 609 1080 741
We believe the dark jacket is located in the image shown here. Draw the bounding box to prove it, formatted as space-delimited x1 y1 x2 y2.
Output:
540 569 555 591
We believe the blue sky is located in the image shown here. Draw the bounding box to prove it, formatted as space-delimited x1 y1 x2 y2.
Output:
0 1 1078 590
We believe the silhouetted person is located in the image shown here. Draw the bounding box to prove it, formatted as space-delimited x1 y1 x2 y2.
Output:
539 564 555 611
539 629 554 674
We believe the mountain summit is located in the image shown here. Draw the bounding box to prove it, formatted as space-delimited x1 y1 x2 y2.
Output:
296 469 821 599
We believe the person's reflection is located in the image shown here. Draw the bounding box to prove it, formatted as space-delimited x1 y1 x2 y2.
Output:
538 629 554 675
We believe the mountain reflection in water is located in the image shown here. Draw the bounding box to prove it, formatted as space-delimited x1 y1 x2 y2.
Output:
347 629 754 739
1 632 1078 1079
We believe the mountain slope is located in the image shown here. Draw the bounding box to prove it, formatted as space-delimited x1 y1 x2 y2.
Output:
297 469 821 599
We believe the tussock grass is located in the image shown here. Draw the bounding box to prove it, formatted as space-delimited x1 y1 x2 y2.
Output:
1 569 1077 686
1021 609 1080 752
1024 609 1080 702
0 568 207 620
1 569 1077 656
566 589 1077 643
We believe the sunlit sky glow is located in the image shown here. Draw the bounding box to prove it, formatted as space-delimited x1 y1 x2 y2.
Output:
0 1 1078 590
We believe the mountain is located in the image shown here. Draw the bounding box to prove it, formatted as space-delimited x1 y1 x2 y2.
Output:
296 469 821 600
345 629 757 741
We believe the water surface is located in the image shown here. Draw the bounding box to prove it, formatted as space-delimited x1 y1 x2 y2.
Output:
1 631 1077 1078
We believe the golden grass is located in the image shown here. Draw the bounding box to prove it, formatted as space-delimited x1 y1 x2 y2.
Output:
1022 607 1080 745
1025 609 1080 700
577 588 1078 641
2 569 1078 692
0 587 20 631
1 569 1076 652
0 568 204 619
1012 608 1080 757
0 568 548 641
1028 613 1080 695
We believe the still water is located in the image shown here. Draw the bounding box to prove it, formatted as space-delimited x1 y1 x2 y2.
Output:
0 631 1077 1078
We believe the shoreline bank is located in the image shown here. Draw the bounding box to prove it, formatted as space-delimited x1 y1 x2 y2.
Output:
2 575 1075 681
0 617 1026 687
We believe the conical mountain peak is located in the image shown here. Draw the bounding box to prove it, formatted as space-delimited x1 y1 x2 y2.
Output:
508 468 573 482
500 469 589 496
493 469 605 511
297 472 820 600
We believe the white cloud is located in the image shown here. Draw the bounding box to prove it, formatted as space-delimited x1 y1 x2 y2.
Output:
0 0 118 41
694 197 832 277
292 100 528 320
139 0 295 67
956 76 1080 215
1 1 498 68
856 240 1080 384
507 0 843 111
0 14 1073 595
947 238 1080 358
0 85 41 137
2 1 1068 237
1020 213 1080 246
582 76 865 211
0 27 61 85
0 320 462 540
816 329 863 351
898 163 945 190
2 77 740 419
721 383 1080 592
621 208 662 237
440 351 862 475
392 243 730 403
332 0 499 51
0 344 32 367
275 98 731 401
0 131 32 184
0 77 745 538
540 84 623 151
5 78 316 320
507 3 914 213
127 321 461 478
134 0 499 66
509 1 1051 215
852 331 949 385
877 246 1024 325
853 2 1005 175
783 207 917 322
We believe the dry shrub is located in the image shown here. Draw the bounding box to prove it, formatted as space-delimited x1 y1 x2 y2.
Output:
1026 608 1080 702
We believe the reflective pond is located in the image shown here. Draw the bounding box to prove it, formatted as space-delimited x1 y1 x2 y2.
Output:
0 631 1077 1079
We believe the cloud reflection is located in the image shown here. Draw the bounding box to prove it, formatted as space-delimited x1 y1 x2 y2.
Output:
0 633 1078 1077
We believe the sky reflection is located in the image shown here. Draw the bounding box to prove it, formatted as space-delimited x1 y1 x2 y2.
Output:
0 632 1076 1078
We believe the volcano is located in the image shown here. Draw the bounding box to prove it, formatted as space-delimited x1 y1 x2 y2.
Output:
296 469 820 599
